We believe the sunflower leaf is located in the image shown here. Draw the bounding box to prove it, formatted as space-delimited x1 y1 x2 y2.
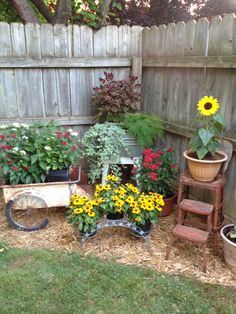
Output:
197 147 208 160
198 128 214 146
213 113 224 126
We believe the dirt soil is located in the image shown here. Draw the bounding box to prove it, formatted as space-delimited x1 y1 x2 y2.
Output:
0 194 235 288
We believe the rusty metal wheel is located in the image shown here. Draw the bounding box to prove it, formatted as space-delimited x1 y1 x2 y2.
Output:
5 193 49 231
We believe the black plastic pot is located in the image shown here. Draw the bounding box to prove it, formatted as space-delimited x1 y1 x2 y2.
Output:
46 167 69 182
106 212 124 220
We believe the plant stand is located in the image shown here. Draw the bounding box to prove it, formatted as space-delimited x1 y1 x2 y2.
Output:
102 157 141 185
79 218 151 248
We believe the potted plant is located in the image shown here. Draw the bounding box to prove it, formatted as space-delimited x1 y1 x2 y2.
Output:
67 195 101 235
92 71 141 123
220 224 236 270
134 147 178 217
184 96 227 181
0 122 79 184
122 112 164 149
81 122 129 184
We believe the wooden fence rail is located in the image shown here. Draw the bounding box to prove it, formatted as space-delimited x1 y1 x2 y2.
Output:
0 15 236 221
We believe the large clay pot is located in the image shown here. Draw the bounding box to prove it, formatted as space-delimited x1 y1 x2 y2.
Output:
160 192 177 217
183 150 228 182
220 224 236 271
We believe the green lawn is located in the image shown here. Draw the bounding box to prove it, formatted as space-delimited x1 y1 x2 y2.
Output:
0 243 235 314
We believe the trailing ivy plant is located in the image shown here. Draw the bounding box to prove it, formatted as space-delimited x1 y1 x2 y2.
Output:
81 122 129 183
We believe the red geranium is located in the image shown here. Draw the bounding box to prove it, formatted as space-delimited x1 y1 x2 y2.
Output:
134 147 178 197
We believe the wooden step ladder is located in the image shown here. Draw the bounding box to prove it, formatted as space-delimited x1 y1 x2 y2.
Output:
166 199 214 272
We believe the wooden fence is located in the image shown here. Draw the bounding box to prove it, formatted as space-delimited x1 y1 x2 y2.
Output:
0 15 235 221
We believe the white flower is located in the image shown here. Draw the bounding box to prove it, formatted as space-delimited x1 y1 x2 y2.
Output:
12 123 20 128
11 128 17 131
12 147 19 152
0 125 7 129
21 123 29 128
71 131 78 136
22 136 29 140
68 129 73 133
20 150 26 155
47 166 51 170
45 146 51 151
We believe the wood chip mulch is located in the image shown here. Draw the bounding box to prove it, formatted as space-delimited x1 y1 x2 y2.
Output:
0 193 235 288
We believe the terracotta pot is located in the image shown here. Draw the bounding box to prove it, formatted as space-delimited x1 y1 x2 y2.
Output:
220 224 236 271
183 150 228 182
160 192 177 217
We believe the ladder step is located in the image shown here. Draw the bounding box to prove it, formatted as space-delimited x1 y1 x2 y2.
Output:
173 224 209 244
180 199 214 216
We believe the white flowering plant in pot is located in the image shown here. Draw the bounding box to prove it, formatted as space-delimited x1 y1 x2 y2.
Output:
0 122 80 185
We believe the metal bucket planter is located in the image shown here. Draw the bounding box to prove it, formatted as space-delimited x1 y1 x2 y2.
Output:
220 224 236 271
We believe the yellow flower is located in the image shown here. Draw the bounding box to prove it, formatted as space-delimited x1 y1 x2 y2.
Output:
74 207 83 214
105 174 119 182
88 211 96 217
104 184 111 191
132 207 141 214
156 205 163 212
135 217 142 222
115 200 124 207
126 196 135 204
197 96 219 116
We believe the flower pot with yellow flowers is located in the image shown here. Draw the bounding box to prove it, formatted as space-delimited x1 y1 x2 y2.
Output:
184 96 227 182
67 195 101 235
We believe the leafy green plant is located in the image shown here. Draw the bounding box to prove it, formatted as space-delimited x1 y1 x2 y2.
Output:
189 96 225 160
0 122 79 184
67 194 101 234
81 122 129 183
92 72 141 122
227 225 236 244
123 112 164 149
135 147 178 198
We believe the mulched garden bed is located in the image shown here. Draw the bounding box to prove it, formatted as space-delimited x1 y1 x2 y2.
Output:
0 193 235 288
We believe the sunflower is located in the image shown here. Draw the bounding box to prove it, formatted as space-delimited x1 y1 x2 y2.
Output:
197 96 219 116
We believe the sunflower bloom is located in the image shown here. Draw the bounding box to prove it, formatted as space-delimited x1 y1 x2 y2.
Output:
197 96 219 116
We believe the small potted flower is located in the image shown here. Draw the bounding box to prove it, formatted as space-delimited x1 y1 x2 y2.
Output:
0 122 79 184
67 195 101 235
96 174 164 233
184 96 227 181
134 147 178 216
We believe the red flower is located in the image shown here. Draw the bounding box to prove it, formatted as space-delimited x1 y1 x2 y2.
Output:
167 147 174 152
150 164 158 171
8 160 14 165
149 172 157 181
150 152 160 159
143 148 151 155
71 146 77 152
144 156 153 163
61 141 67 145
0 134 5 140
142 162 149 168
55 132 63 138
10 133 16 138
133 166 138 171
11 166 19 171
156 161 162 166
0 145 6 150
64 131 71 138
22 166 28 171
5 145 12 150
171 164 176 168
